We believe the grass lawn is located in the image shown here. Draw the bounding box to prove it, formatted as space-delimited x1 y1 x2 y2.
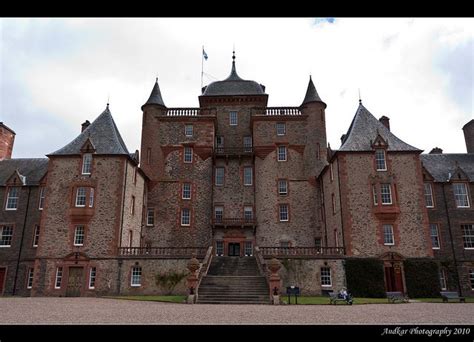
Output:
105 295 186 303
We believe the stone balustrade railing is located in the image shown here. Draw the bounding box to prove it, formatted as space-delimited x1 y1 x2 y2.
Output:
259 246 345 258
265 107 302 116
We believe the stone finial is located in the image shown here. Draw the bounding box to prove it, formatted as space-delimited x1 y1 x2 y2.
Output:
268 257 282 274
187 256 200 274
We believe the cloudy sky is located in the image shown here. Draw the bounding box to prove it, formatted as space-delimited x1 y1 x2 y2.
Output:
1 18 472 158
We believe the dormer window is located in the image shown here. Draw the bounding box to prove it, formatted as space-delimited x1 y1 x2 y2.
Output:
82 154 92 175
5 187 20 210
375 149 387 171
453 183 470 208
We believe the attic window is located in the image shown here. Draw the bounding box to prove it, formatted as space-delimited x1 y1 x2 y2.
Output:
375 149 387 171
82 154 92 175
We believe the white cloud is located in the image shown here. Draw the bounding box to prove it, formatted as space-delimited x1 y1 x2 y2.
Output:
0 18 472 157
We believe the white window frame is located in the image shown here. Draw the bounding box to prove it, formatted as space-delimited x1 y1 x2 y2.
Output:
146 208 154 226
215 167 224 186
182 183 192 200
373 185 378 205
89 188 94 208
181 208 190 226
54 267 63 289
244 206 253 222
38 187 46 210
320 267 332 287
243 136 252 152
462 224 474 249
278 179 288 196
82 153 92 175
33 225 40 247
184 147 193 163
330 163 334 181
375 149 387 171
453 183 470 208
276 122 286 136
0 225 13 247
424 183 434 208
5 186 19 210
381 184 392 205
73 225 85 246
229 111 238 126
430 223 440 249
27 268 34 289
244 241 253 256
439 268 447 291
244 167 253 186
184 124 193 137
131 266 142 287
89 267 96 289
216 241 224 256
214 206 223 223
75 187 87 207
383 224 395 245
279 204 289 222
277 146 287 162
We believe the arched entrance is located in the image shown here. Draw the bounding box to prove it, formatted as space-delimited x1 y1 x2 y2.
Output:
380 252 405 293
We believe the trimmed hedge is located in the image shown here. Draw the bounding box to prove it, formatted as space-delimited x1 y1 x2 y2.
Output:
345 258 386 298
403 258 440 298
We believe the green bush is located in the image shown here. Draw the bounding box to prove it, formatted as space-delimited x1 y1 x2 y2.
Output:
403 258 440 298
155 271 188 295
345 258 386 298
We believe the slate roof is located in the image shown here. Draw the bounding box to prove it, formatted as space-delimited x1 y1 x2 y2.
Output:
301 76 325 105
49 105 130 156
202 58 265 96
421 153 474 182
0 158 48 186
142 78 166 109
339 103 420 152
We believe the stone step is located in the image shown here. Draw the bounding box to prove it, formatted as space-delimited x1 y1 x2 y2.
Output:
197 300 270 304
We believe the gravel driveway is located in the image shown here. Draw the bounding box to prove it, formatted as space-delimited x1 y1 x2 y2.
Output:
0 297 473 324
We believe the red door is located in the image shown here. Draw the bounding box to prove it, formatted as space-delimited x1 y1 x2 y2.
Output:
384 264 404 293
0 268 6 295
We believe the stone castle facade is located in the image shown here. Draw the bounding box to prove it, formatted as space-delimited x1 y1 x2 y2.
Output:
0 55 473 300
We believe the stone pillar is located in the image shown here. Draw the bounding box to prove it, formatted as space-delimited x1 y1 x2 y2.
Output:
268 257 282 304
186 256 200 304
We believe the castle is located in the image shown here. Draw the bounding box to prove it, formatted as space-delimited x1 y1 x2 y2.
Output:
0 54 473 302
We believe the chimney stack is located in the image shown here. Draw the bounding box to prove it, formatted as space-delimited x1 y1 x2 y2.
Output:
463 119 474 153
81 120 91 132
429 147 443 154
0 122 16 160
379 116 390 131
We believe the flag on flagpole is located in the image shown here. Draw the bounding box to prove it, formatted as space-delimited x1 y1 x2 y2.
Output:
203 48 208 60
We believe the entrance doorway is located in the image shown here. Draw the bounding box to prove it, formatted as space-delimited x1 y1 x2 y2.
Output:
0 268 5 295
66 267 84 297
384 264 404 293
228 243 240 257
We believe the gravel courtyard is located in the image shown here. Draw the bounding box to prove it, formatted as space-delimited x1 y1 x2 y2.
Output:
0 298 473 324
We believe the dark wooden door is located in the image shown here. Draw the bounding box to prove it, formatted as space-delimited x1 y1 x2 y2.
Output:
0 268 5 295
384 266 396 292
66 267 83 297
385 265 404 293
228 243 240 257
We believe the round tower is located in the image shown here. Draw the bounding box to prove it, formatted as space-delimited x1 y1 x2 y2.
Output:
463 119 474 154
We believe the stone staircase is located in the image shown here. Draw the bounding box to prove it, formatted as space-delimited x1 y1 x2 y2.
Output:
197 256 270 304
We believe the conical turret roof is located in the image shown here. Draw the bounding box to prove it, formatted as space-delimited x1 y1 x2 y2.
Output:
142 78 166 109
49 105 130 156
301 76 325 106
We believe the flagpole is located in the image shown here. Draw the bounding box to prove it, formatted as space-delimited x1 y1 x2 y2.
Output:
201 45 204 90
